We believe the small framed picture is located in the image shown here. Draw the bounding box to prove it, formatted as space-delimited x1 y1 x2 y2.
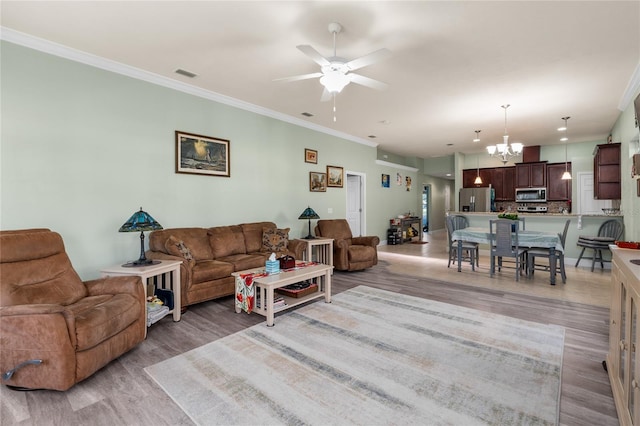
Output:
381 174 390 188
309 172 327 192
305 148 318 164
176 131 230 177
326 165 344 188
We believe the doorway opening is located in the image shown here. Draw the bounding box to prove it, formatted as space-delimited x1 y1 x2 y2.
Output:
346 172 366 236
422 185 430 233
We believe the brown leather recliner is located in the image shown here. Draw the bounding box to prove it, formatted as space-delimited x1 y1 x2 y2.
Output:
315 219 380 271
0 229 146 391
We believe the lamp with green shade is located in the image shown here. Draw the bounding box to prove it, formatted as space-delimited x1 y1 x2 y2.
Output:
298 206 320 240
119 207 163 267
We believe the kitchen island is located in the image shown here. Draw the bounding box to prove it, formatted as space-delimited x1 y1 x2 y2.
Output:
450 212 624 262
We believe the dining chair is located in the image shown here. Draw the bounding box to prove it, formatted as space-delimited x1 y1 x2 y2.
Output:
446 215 479 271
526 219 570 283
489 219 527 281
575 219 624 271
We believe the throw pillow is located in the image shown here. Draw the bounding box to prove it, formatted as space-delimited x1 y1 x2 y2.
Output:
165 235 196 267
261 227 289 255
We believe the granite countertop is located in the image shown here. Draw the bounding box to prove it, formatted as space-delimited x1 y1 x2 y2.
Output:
453 211 624 218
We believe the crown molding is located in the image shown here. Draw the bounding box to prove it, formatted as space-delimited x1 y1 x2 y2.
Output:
375 159 419 172
619 60 640 111
0 27 377 149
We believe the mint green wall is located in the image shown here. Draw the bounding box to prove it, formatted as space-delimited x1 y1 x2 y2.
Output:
420 175 453 232
423 155 455 177
1 42 420 279
610 91 640 241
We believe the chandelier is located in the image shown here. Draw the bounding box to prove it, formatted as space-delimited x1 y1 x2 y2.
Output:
486 104 523 164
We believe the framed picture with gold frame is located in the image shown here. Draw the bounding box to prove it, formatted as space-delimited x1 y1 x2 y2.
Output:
305 148 318 164
309 172 326 192
326 165 344 188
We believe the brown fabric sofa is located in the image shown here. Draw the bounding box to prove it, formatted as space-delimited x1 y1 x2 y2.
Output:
315 219 380 271
146 222 305 308
0 229 145 391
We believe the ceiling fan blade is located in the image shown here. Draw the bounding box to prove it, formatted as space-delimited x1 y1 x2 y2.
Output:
346 48 392 71
320 88 333 102
273 72 323 83
349 73 389 91
297 45 330 67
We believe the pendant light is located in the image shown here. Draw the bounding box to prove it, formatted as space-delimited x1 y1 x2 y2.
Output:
474 154 483 185
560 116 572 180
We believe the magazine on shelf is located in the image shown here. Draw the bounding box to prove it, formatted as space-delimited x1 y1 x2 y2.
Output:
255 295 286 309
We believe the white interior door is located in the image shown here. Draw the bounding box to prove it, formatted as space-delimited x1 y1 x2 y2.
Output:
578 172 611 214
346 173 364 236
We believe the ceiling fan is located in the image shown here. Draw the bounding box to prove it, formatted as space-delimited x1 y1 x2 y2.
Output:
274 22 391 102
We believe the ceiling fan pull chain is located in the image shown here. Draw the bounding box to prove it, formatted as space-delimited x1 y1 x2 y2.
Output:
333 95 337 122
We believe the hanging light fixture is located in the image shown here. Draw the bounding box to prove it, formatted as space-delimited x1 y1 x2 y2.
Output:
560 116 572 180
473 130 483 184
486 104 524 164
474 155 483 185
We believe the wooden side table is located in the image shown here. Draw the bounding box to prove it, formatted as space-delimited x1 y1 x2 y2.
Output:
100 260 182 334
302 237 333 268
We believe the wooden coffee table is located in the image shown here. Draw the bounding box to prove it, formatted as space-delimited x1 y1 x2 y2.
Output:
232 262 333 326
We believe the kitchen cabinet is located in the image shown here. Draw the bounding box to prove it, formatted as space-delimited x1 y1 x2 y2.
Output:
607 247 640 426
462 167 515 200
491 167 516 201
594 143 621 199
515 161 546 188
462 168 490 188
546 162 572 201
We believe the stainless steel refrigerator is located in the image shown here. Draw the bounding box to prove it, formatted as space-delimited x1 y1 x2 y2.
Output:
459 187 495 212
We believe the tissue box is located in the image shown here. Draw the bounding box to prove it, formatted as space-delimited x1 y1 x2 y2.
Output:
265 260 280 274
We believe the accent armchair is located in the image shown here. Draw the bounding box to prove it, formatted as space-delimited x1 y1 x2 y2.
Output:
0 229 146 391
314 219 379 271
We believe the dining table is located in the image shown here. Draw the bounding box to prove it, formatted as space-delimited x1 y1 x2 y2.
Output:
451 227 564 285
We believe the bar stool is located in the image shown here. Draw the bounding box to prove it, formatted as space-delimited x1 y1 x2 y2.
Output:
575 219 624 272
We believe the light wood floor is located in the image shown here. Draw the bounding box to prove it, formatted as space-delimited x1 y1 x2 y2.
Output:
1 231 618 425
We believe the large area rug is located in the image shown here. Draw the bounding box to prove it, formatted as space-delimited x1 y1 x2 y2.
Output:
145 286 564 425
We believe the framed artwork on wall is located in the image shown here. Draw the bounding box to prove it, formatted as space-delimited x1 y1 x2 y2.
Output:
175 131 230 177
381 174 390 188
326 165 344 188
309 172 327 192
305 148 318 164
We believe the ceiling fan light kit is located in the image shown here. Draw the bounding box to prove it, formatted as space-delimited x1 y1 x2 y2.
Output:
274 22 390 121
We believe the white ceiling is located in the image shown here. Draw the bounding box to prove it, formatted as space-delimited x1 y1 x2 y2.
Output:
2 1 639 161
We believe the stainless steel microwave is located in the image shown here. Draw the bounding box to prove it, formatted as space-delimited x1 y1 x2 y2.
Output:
515 187 547 203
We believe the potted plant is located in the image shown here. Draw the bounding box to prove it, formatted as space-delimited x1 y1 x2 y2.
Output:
497 212 519 231
497 212 519 220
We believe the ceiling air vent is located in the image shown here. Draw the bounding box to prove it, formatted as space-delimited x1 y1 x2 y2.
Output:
301 112 314 117
175 69 197 78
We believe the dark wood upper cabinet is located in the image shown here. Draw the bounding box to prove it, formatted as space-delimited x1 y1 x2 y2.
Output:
490 167 516 201
546 162 572 200
594 143 621 199
462 166 515 200
515 162 546 188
